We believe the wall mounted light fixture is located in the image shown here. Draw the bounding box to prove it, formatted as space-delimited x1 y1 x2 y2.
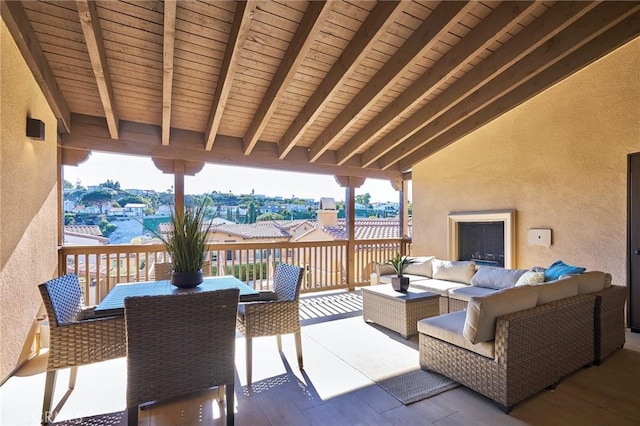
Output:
26 117 45 140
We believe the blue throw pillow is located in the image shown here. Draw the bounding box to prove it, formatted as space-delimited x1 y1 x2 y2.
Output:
544 260 586 281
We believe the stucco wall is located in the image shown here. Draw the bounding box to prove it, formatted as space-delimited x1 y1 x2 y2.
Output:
1 21 59 382
412 37 640 287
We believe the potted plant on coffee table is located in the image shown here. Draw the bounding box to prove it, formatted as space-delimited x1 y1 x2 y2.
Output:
385 253 416 292
148 200 212 288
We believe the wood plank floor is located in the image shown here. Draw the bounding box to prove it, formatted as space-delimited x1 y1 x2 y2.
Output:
1 290 639 425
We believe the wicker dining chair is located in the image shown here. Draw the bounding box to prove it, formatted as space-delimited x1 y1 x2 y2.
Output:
236 263 304 385
152 262 172 281
125 288 240 426
154 260 213 280
38 274 126 424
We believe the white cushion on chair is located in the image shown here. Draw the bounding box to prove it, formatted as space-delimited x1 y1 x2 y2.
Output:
535 277 578 305
463 285 538 344
418 311 495 359
404 256 435 277
432 259 476 284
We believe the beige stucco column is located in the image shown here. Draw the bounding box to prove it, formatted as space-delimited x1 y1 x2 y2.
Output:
335 176 365 291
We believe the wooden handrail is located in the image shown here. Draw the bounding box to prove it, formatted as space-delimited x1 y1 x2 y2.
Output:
59 238 412 305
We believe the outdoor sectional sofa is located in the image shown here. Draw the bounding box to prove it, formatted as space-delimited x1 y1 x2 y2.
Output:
376 257 627 412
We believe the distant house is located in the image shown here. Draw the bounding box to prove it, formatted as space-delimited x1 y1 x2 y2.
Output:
73 204 101 214
64 225 109 246
63 199 75 212
283 203 308 213
373 202 399 216
125 188 157 196
123 203 146 217
261 204 281 214
156 204 173 216
106 206 125 216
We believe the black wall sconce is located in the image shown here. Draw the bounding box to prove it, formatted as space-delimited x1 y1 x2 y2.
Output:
26 117 45 140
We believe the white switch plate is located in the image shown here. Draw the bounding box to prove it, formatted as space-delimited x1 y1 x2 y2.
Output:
528 228 551 247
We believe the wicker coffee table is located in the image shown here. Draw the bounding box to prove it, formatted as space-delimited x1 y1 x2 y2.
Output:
362 284 440 339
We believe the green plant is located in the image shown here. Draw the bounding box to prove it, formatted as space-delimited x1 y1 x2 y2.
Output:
144 201 212 273
385 253 416 277
225 262 268 281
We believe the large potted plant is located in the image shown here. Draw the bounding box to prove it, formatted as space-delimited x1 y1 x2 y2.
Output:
385 253 416 292
150 201 212 288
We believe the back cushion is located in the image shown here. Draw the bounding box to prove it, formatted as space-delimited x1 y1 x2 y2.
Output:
405 256 435 277
432 259 476 284
463 285 538 344
470 266 528 290
571 270 608 294
377 263 396 276
535 277 579 305
515 271 546 286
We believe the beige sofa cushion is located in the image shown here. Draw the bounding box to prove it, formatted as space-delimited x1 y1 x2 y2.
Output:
376 263 396 276
463 285 538 344
418 311 495 359
405 256 435 277
564 271 609 294
470 266 528 290
411 279 467 296
535 277 578 305
448 285 498 302
432 259 476 284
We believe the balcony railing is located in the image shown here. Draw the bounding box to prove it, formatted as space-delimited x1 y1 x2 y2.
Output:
59 239 412 305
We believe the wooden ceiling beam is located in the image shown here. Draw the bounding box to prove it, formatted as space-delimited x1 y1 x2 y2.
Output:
337 1 539 166
76 0 119 139
277 1 404 159
242 1 332 155
1 0 71 132
306 1 475 163
160 0 177 146
398 11 640 171
205 1 256 151
391 3 640 171
366 0 598 170
60 114 402 181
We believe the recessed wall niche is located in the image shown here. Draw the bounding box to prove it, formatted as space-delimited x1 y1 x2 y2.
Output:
447 210 516 269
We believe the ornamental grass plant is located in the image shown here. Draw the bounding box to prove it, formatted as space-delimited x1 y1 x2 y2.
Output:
146 201 212 273
385 253 416 277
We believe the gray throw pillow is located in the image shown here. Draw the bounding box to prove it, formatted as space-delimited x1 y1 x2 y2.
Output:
470 266 528 290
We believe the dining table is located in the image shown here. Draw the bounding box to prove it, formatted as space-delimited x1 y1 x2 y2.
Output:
94 275 260 317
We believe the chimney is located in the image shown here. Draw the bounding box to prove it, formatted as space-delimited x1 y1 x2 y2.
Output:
317 197 338 228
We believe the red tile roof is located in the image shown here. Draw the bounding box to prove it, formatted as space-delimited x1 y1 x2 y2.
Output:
157 218 411 241
322 219 412 240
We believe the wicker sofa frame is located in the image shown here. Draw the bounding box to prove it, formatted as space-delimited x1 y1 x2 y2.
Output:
419 294 596 413
445 285 627 366
593 285 627 363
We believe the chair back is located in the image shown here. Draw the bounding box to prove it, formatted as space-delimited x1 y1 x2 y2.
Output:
125 288 240 407
39 274 84 326
273 263 304 301
153 262 173 281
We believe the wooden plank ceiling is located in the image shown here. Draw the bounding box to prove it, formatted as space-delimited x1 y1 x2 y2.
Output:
3 0 639 180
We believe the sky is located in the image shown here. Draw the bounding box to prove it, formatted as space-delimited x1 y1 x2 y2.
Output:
63 152 409 203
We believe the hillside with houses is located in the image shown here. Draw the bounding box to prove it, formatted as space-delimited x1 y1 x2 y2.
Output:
62 180 408 246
